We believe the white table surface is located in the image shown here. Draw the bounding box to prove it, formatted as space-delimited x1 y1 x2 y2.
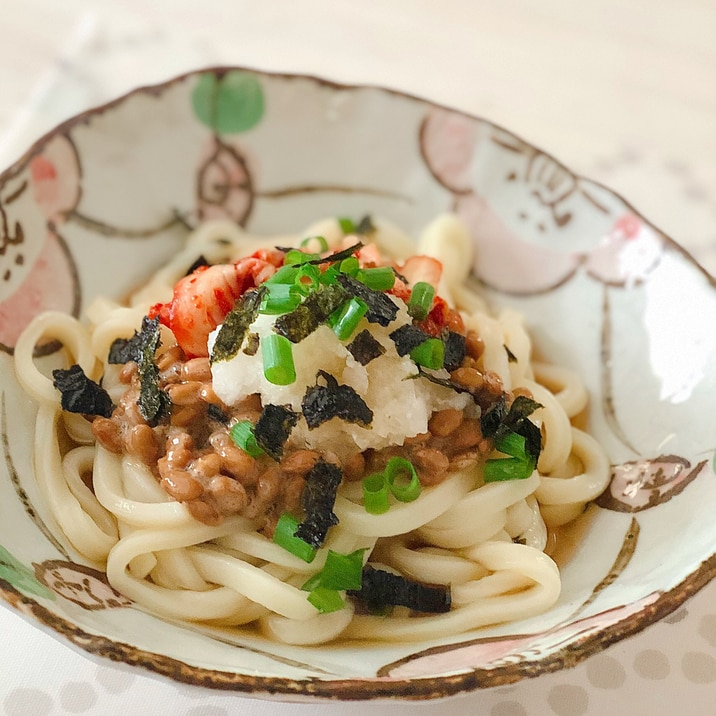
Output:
0 2 715 714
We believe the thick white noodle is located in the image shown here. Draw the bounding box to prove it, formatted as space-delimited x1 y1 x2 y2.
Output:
13 216 610 645
342 542 560 642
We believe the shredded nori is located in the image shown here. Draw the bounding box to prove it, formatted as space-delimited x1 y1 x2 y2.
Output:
277 242 364 266
206 403 230 425
355 214 375 235
346 329 385 365
107 316 169 424
348 566 451 614
294 459 342 549
273 283 348 343
243 332 260 356
185 254 210 275
336 273 398 327
253 404 299 460
389 324 433 356
302 370 373 429
52 365 114 418
480 393 507 437
304 241 363 266
210 286 266 363
416 366 473 395
107 315 160 365
443 331 467 371
504 344 518 363
481 394 543 464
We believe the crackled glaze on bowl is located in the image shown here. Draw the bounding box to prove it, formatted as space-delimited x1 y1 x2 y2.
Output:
1 67 716 701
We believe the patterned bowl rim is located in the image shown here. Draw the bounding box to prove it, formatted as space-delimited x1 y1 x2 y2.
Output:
1 65 715 701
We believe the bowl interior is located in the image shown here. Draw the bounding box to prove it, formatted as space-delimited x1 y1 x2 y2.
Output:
1 68 716 700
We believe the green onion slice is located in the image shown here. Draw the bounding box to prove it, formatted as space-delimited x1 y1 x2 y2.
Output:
357 267 395 292
362 473 390 514
339 256 360 276
284 249 321 266
294 264 322 295
385 457 422 502
264 264 300 285
410 338 445 370
495 431 529 458
300 235 329 253
306 587 346 614
273 513 316 563
329 297 368 341
262 333 296 385
229 420 264 458
338 217 356 235
320 265 340 285
408 281 435 320
302 548 366 592
483 431 535 483
259 283 302 315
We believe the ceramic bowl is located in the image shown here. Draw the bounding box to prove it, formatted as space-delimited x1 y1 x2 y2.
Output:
1 67 715 701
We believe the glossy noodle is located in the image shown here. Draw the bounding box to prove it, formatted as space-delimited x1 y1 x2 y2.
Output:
14 215 609 645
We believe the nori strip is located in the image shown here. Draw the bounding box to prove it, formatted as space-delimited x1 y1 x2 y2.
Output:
355 215 375 235
416 366 473 395
277 242 364 266
206 403 229 425
273 283 348 343
479 393 507 437
294 459 342 549
185 254 210 275
243 332 260 356
107 315 160 365
210 286 266 363
107 316 169 424
302 370 373 429
389 324 433 356
336 273 398 327
348 565 451 614
303 241 363 266
346 329 385 365
443 331 466 372
52 365 114 418
481 394 543 464
253 404 299 460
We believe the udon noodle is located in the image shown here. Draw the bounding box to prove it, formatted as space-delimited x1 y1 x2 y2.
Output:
14 215 610 645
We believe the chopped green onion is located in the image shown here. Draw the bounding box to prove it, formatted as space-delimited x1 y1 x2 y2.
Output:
495 431 529 458
339 256 360 276
483 431 535 482
302 548 366 592
329 297 368 341
294 264 322 295
285 249 321 266
385 457 422 502
307 587 345 613
338 217 356 235
264 264 300 285
259 283 302 315
357 267 395 292
300 235 329 253
408 281 435 320
362 473 390 514
483 457 534 482
320 265 340 285
262 333 296 385
273 513 316 563
410 338 445 370
229 420 265 458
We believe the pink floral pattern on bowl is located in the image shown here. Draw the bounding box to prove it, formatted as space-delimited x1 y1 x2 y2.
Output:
0 67 715 701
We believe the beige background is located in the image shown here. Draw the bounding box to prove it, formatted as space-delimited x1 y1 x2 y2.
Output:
0 2 715 714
